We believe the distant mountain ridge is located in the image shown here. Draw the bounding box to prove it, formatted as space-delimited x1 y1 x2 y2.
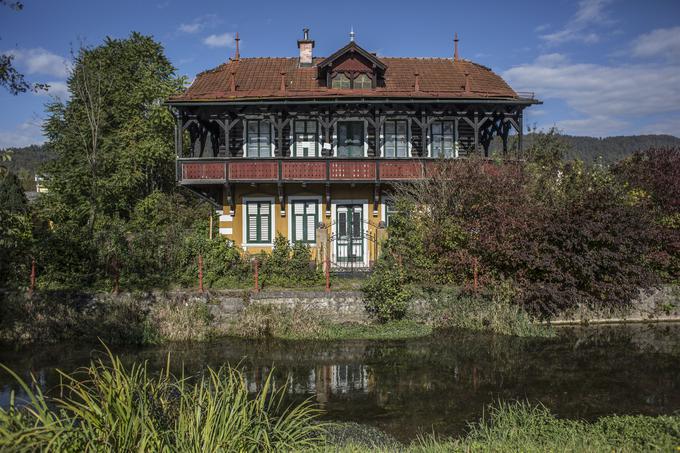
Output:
559 134 680 163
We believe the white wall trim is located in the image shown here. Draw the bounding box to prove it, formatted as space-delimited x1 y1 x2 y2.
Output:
287 195 323 246
330 199 369 267
241 196 276 248
332 118 369 157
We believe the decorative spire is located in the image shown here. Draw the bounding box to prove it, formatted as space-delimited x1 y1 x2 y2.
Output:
234 32 240 61
349 26 355 42
454 32 459 62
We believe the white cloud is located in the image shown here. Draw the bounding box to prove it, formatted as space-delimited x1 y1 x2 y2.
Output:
3 48 70 78
178 14 220 34
638 116 680 136
0 121 45 149
203 33 235 48
540 0 611 45
33 80 69 100
632 26 680 61
503 54 680 135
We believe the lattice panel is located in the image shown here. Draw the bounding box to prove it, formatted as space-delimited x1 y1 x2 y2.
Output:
329 161 376 180
282 161 326 180
379 161 423 180
182 162 226 181
229 161 278 180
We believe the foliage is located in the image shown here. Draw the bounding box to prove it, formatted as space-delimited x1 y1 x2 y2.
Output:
0 170 32 288
0 348 324 452
613 147 680 280
385 150 660 317
427 286 555 338
361 255 413 322
316 401 680 452
258 235 324 288
0 144 54 190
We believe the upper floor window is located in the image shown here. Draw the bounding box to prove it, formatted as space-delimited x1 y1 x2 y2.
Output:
246 120 272 157
383 120 409 158
354 74 372 89
331 73 351 89
292 120 319 157
431 121 456 158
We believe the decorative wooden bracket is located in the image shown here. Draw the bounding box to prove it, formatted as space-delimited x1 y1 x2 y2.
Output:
373 183 380 216
325 183 331 217
225 183 236 216
278 182 285 216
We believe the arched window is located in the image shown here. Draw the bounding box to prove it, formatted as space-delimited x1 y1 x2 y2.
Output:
331 73 350 89
354 73 372 89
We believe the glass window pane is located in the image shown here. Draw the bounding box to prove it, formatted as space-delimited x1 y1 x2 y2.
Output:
443 121 453 134
432 122 442 134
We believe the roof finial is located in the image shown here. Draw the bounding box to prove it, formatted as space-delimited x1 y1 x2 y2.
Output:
234 32 240 61
349 26 355 42
454 32 459 62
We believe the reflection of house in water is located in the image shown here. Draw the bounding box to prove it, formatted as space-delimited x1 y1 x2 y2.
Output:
242 363 370 406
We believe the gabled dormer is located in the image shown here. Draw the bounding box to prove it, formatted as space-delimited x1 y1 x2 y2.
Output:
317 40 387 89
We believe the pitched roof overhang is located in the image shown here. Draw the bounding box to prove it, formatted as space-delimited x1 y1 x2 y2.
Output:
317 41 387 72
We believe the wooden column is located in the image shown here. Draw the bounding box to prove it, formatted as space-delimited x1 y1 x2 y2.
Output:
518 110 524 157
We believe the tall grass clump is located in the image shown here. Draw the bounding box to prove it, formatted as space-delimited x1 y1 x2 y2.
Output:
0 347 324 452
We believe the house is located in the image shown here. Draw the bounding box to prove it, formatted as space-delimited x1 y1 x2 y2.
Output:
167 29 540 268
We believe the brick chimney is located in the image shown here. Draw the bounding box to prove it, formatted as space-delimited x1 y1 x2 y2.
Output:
297 28 314 67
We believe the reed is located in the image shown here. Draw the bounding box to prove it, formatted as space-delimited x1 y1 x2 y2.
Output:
0 346 324 452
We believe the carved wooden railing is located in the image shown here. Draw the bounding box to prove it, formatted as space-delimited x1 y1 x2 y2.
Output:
177 157 474 184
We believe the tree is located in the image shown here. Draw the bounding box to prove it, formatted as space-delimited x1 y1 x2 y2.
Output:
35 32 185 287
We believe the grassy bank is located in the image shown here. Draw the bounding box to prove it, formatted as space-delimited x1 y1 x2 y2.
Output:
318 402 680 452
2 351 678 452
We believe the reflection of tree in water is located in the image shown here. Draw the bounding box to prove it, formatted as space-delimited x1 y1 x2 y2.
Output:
1 325 679 441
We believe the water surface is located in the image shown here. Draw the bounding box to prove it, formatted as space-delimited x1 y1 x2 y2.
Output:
1 324 679 441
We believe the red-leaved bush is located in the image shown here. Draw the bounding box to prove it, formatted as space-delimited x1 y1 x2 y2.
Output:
388 157 661 317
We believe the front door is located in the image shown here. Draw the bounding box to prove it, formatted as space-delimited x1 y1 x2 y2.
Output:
336 205 363 264
337 121 364 157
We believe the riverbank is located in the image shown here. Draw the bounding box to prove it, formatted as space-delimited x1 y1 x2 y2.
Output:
1 286 677 346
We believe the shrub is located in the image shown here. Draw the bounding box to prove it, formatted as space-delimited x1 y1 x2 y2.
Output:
259 235 323 288
361 257 413 323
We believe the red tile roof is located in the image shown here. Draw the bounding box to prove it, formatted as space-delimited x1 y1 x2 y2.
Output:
170 57 519 102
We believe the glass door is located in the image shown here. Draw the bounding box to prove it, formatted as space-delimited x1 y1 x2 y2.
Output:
336 205 363 263
337 121 364 157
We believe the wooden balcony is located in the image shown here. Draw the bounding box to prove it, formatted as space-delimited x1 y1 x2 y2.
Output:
177 158 437 185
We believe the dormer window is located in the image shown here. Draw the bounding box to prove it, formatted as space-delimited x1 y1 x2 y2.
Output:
331 73 350 89
354 73 372 89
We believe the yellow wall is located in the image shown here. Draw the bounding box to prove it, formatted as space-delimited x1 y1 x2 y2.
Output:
218 184 387 264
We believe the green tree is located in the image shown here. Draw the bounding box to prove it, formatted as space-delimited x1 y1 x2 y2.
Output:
35 32 184 287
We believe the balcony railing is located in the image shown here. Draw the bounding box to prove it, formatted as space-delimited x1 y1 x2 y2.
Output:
177 157 448 184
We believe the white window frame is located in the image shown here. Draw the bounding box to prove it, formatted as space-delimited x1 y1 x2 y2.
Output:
427 117 461 158
242 117 275 158
380 117 413 158
330 199 369 268
380 196 399 228
242 196 276 248
332 118 369 157
288 118 322 157
287 195 322 246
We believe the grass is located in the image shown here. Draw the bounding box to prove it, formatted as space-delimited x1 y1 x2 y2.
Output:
311 401 680 452
230 303 432 341
0 346 324 452
425 288 556 338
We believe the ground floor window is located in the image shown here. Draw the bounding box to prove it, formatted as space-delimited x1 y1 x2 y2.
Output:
246 200 271 244
291 199 318 243
382 198 399 227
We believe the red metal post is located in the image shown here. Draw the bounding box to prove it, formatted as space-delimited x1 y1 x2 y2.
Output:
473 257 479 292
253 258 260 293
198 254 204 293
325 250 330 293
29 257 36 296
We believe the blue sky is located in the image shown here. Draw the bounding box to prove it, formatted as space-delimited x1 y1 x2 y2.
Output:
1 0 679 147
